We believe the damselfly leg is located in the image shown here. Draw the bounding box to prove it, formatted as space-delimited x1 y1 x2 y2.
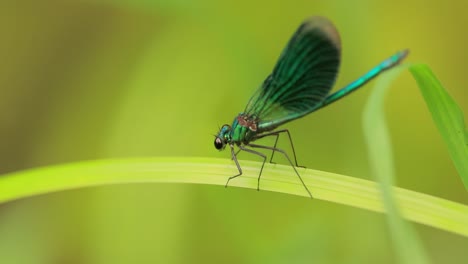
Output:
226 144 267 191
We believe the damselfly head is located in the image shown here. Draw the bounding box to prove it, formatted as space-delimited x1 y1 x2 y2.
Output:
214 137 225 150
214 124 231 150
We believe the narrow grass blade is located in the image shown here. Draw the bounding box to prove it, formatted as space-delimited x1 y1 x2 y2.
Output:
410 64 468 191
0 157 467 238
363 65 430 264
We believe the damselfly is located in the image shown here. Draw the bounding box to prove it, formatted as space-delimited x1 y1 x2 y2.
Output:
214 16 408 198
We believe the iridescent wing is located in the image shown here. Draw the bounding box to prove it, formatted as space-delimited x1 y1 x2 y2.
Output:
243 16 341 131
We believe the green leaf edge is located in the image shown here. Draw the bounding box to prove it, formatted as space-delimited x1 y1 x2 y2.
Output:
0 157 466 237
409 64 468 191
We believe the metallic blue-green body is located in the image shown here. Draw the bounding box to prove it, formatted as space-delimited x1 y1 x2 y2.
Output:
322 50 408 107
217 50 408 147
217 115 256 146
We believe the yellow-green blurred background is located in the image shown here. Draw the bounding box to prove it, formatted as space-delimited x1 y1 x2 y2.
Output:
1 0 467 263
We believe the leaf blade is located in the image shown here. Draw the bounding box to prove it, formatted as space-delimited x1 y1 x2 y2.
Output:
409 64 468 191
0 157 467 238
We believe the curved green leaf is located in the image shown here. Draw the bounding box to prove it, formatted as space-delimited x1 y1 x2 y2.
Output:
0 157 467 238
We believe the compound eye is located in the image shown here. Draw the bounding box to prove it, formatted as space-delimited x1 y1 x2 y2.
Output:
214 137 224 150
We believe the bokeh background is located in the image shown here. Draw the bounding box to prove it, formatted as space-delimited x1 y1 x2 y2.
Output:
1 0 467 263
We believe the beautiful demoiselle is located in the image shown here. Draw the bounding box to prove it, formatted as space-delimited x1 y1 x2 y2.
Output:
214 16 408 198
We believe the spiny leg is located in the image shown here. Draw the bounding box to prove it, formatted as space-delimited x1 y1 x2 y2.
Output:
231 148 242 160
267 133 280 164
226 145 267 191
254 129 303 167
226 144 242 187
241 146 267 191
247 143 313 198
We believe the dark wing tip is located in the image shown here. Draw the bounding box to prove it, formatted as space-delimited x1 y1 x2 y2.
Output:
301 16 341 52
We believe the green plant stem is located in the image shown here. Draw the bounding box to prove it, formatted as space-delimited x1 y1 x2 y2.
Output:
364 65 430 264
0 157 466 237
